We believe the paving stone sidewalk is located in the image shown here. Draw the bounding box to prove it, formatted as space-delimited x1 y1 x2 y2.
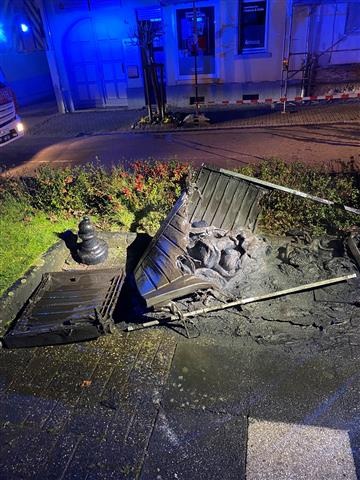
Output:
1 328 360 479
1 235 360 479
23 101 360 138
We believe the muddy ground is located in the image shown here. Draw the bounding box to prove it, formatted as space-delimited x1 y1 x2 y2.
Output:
136 232 360 355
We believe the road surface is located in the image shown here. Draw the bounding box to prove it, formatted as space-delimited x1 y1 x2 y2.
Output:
1 123 359 175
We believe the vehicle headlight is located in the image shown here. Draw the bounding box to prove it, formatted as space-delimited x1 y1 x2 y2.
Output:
16 122 24 133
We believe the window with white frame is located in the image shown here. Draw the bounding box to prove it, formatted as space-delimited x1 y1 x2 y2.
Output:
238 0 268 53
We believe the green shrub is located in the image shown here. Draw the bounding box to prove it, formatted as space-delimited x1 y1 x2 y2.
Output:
1 160 190 233
237 158 360 236
137 211 166 236
2 157 359 241
0 160 189 294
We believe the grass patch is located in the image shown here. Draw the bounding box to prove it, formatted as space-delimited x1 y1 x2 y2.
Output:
0 197 77 296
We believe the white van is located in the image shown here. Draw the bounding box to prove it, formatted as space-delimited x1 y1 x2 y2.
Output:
0 68 24 147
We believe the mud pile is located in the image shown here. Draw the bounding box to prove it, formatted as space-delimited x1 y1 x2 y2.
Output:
177 222 269 291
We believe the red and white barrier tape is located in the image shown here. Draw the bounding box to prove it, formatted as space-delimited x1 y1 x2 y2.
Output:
204 91 360 106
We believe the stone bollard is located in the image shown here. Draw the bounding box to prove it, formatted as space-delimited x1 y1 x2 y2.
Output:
77 216 108 265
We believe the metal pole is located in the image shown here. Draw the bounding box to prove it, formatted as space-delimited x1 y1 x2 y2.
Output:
126 273 357 332
193 0 199 117
301 5 315 98
220 168 360 216
281 0 294 114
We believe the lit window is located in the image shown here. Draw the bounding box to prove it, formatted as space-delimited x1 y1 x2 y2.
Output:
345 2 360 35
238 0 268 53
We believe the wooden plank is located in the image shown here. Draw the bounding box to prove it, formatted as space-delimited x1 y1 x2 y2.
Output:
221 181 249 230
153 244 183 283
188 167 211 219
213 178 239 228
191 169 219 223
232 184 259 230
203 175 230 226
141 257 169 289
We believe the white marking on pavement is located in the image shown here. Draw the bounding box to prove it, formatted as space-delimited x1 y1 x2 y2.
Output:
246 419 357 479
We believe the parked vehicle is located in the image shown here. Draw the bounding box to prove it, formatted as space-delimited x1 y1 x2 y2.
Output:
0 69 24 147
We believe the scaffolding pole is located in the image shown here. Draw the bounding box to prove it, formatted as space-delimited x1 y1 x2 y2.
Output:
280 0 360 113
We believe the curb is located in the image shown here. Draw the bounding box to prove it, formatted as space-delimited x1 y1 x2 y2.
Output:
106 118 360 136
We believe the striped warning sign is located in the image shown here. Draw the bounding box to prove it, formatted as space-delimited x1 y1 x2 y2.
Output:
204 91 360 106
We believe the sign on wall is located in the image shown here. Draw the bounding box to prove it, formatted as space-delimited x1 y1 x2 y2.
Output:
239 0 267 52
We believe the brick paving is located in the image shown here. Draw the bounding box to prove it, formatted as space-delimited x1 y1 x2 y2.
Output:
1 324 360 478
0 330 177 480
23 101 360 138
196 102 360 130
26 109 142 138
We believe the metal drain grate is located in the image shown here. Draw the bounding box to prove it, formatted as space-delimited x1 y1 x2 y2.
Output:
3 268 124 348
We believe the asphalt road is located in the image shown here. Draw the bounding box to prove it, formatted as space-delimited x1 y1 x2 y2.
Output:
1 123 360 175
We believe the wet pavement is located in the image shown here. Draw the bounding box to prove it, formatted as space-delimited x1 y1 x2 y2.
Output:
2 123 360 176
1 101 359 175
1 233 360 479
1 331 360 479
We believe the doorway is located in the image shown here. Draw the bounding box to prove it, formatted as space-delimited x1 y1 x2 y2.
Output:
64 17 128 109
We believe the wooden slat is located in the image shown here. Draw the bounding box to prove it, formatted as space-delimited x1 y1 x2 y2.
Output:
202 174 229 226
245 189 265 231
231 183 258 230
190 169 219 222
140 257 169 289
163 224 188 251
170 211 189 233
153 245 183 281
221 181 249 230
188 168 211 219
135 268 156 295
213 178 240 228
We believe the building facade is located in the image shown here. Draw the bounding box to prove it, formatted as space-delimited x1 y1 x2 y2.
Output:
3 0 359 111
0 0 54 106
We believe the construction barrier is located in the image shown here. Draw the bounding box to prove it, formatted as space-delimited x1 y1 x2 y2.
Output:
204 91 360 106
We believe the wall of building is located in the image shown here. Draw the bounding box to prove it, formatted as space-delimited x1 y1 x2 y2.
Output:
0 1 54 106
311 2 360 67
289 1 360 97
0 50 54 106
42 0 156 110
160 0 295 106
39 0 359 111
